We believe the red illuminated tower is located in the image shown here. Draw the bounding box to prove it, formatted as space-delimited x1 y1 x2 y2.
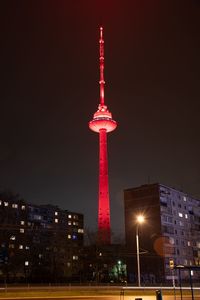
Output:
89 27 117 244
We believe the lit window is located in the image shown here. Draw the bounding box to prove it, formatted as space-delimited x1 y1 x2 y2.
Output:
20 228 24 233
9 244 15 249
4 202 9 207
68 221 72 225
183 196 187 202
73 215 78 219
10 236 16 241
0 200 2 205
78 228 84 233
68 234 71 239
55 211 58 216
72 255 78 260
25 261 29 266
27 222 31 226
25 246 30 250
73 221 78 226
19 245 23 250
39 254 42 258
55 218 58 223
169 237 175 245
185 214 188 219
178 212 183 217
197 242 200 248
21 205 26 210
67 262 71 267
188 241 191 246
20 221 25 225
184 259 188 265
72 234 77 240
33 215 41 220
68 214 72 219
12 204 18 208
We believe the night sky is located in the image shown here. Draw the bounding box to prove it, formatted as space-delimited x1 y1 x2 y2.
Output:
0 1 200 239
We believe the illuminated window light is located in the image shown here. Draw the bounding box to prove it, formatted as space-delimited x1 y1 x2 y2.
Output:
19 245 23 250
20 221 25 225
185 214 188 219
10 236 16 241
184 259 188 265
4 202 9 207
55 211 58 216
0 200 2 205
67 234 71 239
25 246 30 250
68 214 72 219
72 255 78 260
12 204 18 208
25 261 29 266
178 212 183 218
183 196 187 202
72 234 77 240
78 228 84 233
67 262 71 267
68 221 72 225
9 244 15 249
33 214 41 220
21 205 26 210
20 228 24 233
55 218 58 223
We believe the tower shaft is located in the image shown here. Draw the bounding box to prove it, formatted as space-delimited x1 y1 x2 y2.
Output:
98 128 110 244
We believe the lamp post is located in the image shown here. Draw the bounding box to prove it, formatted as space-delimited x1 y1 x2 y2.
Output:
136 215 145 287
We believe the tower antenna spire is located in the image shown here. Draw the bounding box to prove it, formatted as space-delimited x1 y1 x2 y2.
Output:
99 26 105 105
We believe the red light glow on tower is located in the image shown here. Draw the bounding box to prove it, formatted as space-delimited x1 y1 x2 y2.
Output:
89 27 117 244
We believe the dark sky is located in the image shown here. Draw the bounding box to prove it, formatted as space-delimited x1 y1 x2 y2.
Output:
0 1 200 239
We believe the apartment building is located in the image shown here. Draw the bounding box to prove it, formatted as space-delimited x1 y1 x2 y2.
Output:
124 183 200 284
0 192 84 282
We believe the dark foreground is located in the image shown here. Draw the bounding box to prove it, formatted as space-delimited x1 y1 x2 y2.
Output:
0 285 199 300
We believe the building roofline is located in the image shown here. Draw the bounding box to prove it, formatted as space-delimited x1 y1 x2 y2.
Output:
124 183 200 201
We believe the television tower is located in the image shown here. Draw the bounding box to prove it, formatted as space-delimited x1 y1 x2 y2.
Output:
89 27 117 244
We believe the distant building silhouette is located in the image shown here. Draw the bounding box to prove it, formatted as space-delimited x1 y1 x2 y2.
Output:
124 183 200 284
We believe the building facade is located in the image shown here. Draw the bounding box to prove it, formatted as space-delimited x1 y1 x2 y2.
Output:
0 191 84 282
124 183 200 284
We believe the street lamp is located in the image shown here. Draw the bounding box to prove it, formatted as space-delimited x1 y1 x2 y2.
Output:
136 214 145 287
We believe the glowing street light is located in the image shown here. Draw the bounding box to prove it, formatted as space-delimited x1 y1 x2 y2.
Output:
137 215 145 224
136 214 145 287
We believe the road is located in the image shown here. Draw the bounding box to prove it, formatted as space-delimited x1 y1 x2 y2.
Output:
0 296 200 300
0 286 199 300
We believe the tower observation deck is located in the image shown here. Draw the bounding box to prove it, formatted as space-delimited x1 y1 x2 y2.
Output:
89 27 117 244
